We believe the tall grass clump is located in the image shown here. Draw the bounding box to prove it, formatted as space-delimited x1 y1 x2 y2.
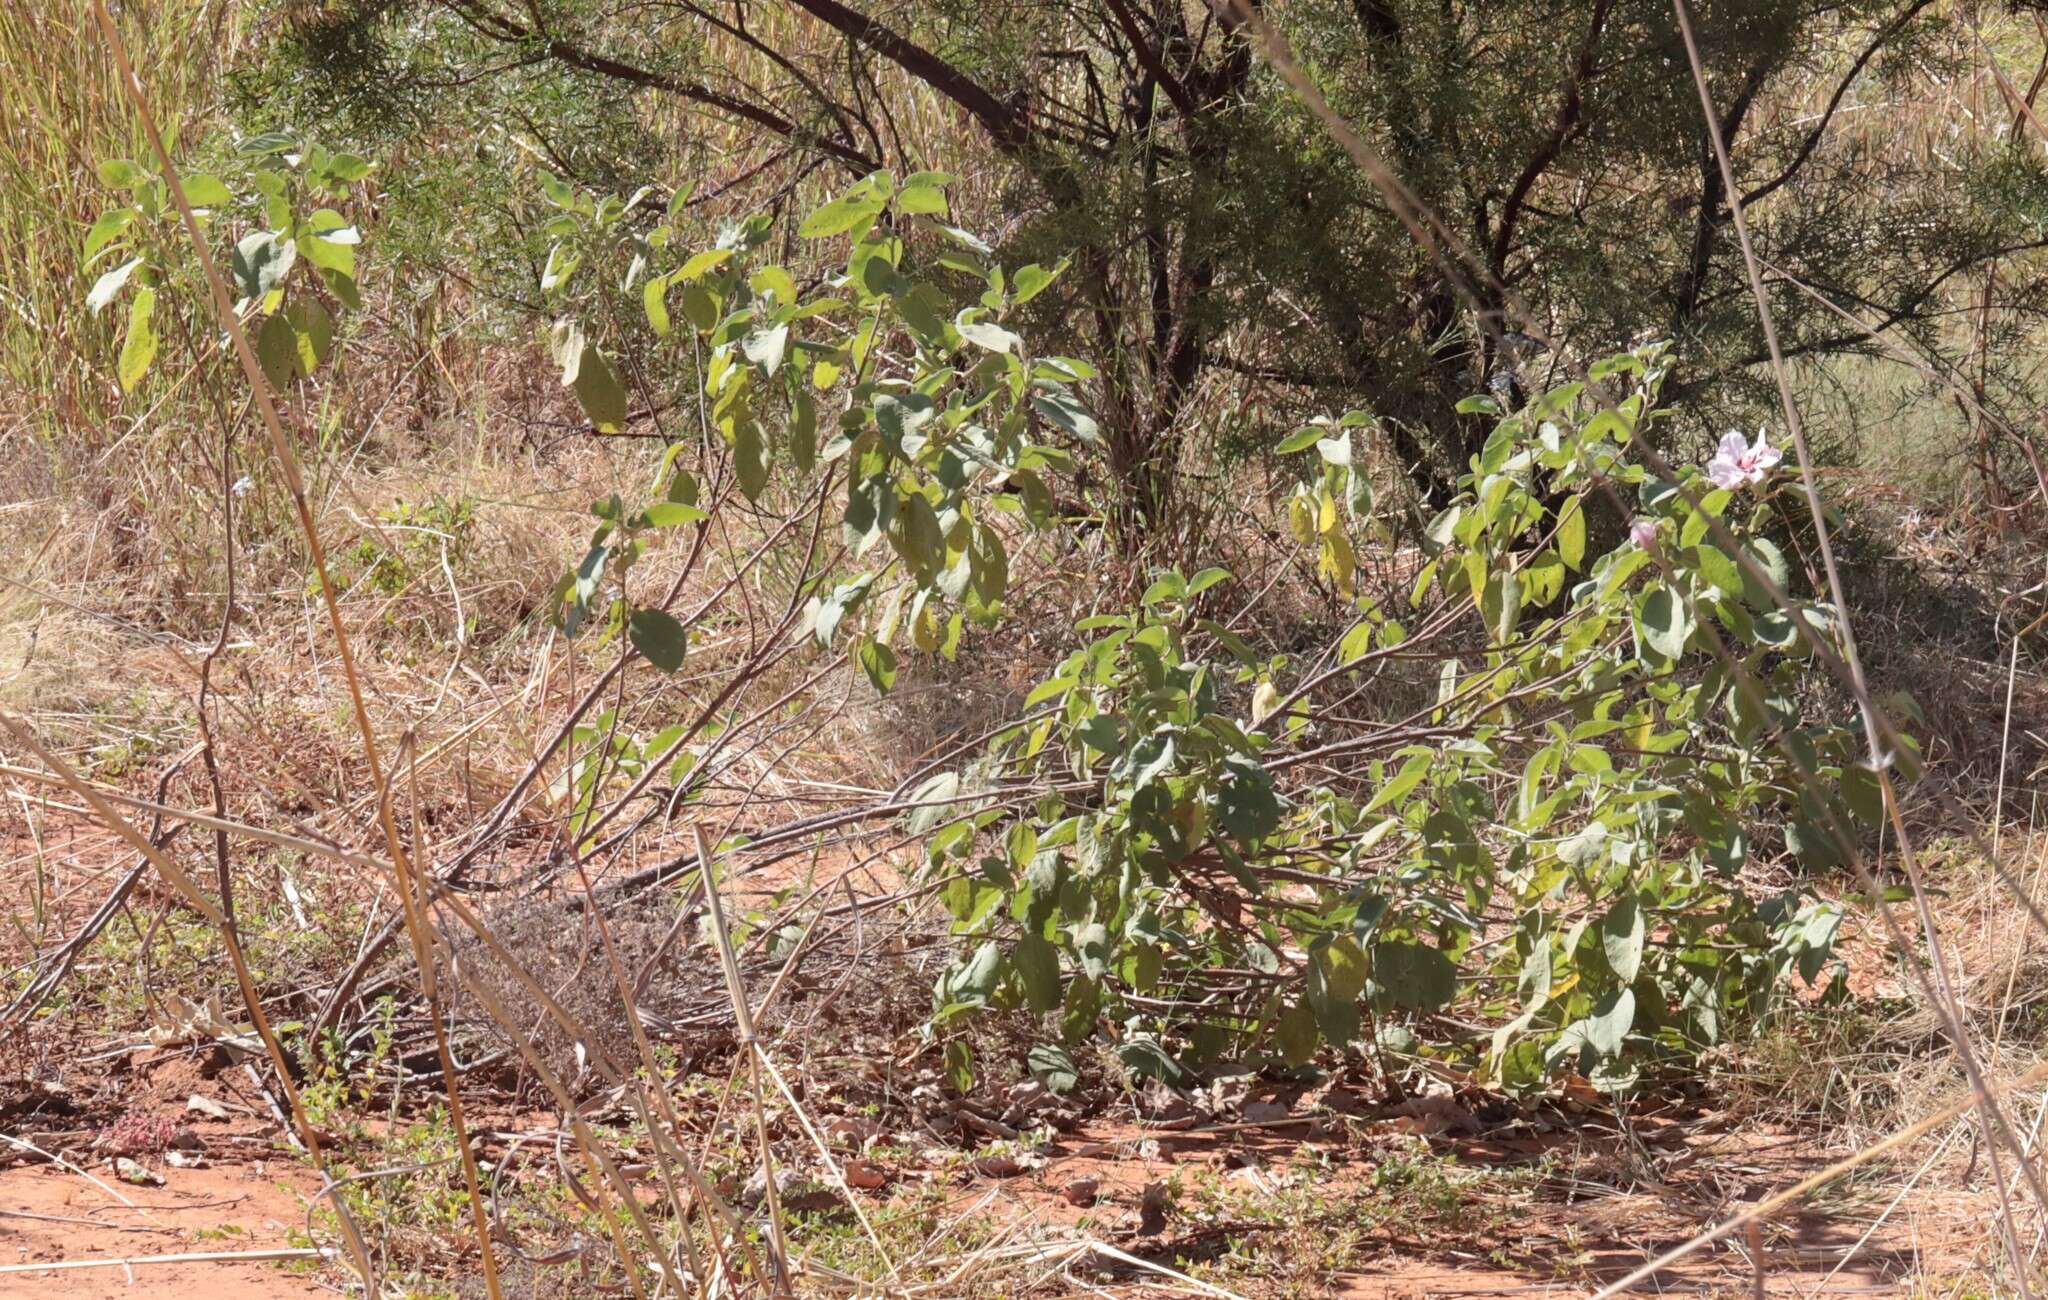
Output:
0 2 236 447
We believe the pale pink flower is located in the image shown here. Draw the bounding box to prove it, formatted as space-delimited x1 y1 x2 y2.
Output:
1706 429 1782 490
1628 519 1657 548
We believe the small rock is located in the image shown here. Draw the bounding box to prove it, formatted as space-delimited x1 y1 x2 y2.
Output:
972 1150 1045 1179
1137 1078 1192 1125
164 1149 208 1169
1059 1175 1100 1206
741 1168 841 1214
1240 1100 1291 1124
1388 1093 1480 1136
185 1094 232 1121
1136 1180 1173 1236
824 1115 883 1150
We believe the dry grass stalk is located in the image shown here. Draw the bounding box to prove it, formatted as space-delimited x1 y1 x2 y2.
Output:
85 4 506 1289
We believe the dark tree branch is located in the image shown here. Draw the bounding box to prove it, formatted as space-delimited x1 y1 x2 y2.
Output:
1489 0 1612 277
783 0 1035 151
1740 0 1936 208
677 0 869 159
1103 0 1200 117
443 0 879 171
1675 52 1774 323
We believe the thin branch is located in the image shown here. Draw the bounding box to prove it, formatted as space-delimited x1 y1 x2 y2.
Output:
1740 0 1936 209
1489 0 1612 277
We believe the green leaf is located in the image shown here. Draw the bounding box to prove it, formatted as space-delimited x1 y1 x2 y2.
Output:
1116 1038 1187 1085
1600 894 1645 983
1031 388 1099 442
672 248 734 282
643 275 672 337
1213 757 1280 841
1069 921 1111 979
1558 497 1587 570
237 131 297 157
897 184 948 215
734 419 769 500
945 1039 976 1093
1318 936 1369 1003
1276 999 1318 1065
1785 818 1843 869
1275 426 1322 454
314 265 361 310
1372 940 1456 1010
1584 988 1635 1057
83 207 139 262
1742 535 1792 607
1339 621 1375 664
1027 1042 1078 1093
295 225 355 278
180 173 234 207
628 608 688 671
1635 586 1693 660
326 153 373 182
955 941 1003 1002
256 312 299 389
1014 933 1062 1013
1049 957 1094 1040
230 231 295 305
287 298 334 373
956 312 1021 354
917 222 984 255
1559 821 1607 867
1186 567 1231 597
874 392 936 456
1365 752 1429 813
743 323 789 375
799 186 886 238
117 287 156 392
967 523 1008 605
642 502 708 527
1142 573 1185 607
97 158 146 188
749 263 796 304
892 492 944 583
857 636 897 691
569 343 628 432
1010 261 1062 305
303 207 358 239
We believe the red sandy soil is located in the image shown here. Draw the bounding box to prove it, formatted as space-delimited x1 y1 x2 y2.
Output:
0 803 1999 1297
0 1159 328 1298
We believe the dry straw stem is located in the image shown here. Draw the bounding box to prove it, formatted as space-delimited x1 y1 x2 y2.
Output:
1668 1 2048 1279
84 3 503 1292
0 761 392 872
693 821 795 1295
0 1247 331 1276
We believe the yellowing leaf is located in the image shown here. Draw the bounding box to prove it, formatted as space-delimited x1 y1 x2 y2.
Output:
569 342 627 432
117 287 156 392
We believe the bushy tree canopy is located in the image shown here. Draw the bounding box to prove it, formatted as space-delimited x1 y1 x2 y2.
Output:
254 0 2048 527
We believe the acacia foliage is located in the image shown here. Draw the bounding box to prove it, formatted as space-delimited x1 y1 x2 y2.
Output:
253 0 2048 521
